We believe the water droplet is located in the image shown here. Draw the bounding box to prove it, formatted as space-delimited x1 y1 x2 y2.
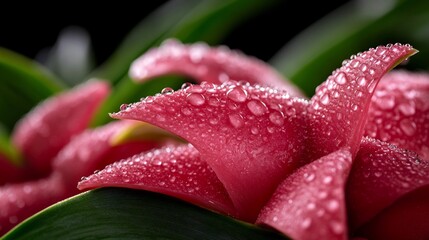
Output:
181 82 193 90
334 72 347 85
330 221 344 234
186 93 205 106
321 94 330 105
269 111 284 126
229 113 244 128
301 218 312 229
251 127 259 135
323 176 333 184
374 172 382 177
189 43 207 63
358 76 367 86
120 104 129 111
326 199 339 212
208 97 220 107
307 202 316 210
227 86 248 103
400 119 417 136
247 100 268 116
161 87 174 94
305 173 315 182
398 102 416 116
186 85 205 94
209 117 219 125
360 63 368 71
181 107 192 116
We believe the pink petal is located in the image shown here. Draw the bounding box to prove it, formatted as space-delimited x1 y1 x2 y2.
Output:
12 80 110 176
130 39 305 97
53 120 164 192
256 148 352 240
346 137 429 231
307 44 417 159
111 81 308 221
77 143 237 218
364 70 429 161
0 173 68 235
356 185 429 240
0 154 29 185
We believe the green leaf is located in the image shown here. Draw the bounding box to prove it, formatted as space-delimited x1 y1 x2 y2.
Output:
0 48 65 131
0 124 22 166
90 0 279 127
270 0 429 97
2 188 288 240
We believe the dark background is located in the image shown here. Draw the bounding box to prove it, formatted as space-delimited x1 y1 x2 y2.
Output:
0 1 351 65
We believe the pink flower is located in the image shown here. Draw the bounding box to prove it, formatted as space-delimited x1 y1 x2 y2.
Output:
78 40 429 240
0 80 171 235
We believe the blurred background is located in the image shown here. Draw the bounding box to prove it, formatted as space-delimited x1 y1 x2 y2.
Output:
0 1 351 64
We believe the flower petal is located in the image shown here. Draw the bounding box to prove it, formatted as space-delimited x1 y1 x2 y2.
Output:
0 154 29 185
0 173 68 235
356 185 429 240
307 44 417 159
130 39 305 97
12 80 110 176
346 137 429 231
53 120 166 192
111 81 308 221
256 148 352 240
364 70 429 161
77 143 237 218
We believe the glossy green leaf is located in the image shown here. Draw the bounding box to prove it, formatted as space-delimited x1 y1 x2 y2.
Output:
90 0 279 126
2 188 288 240
270 0 429 97
0 48 64 131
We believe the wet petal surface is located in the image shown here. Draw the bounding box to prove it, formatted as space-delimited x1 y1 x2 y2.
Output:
365 70 429 161
257 149 352 240
0 173 68 235
308 44 417 160
130 39 305 97
12 80 110 176
111 81 308 221
346 137 429 230
78 143 237 217
53 120 163 192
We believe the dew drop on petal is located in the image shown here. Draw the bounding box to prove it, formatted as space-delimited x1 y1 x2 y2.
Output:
269 111 285 126
398 102 416 116
400 119 417 136
120 104 129 111
358 76 367 87
330 220 344 235
161 87 174 94
301 218 312 229
186 93 205 106
321 94 330 105
247 100 268 116
326 199 340 212
334 72 347 85
227 86 248 103
229 113 244 128
181 107 192 116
